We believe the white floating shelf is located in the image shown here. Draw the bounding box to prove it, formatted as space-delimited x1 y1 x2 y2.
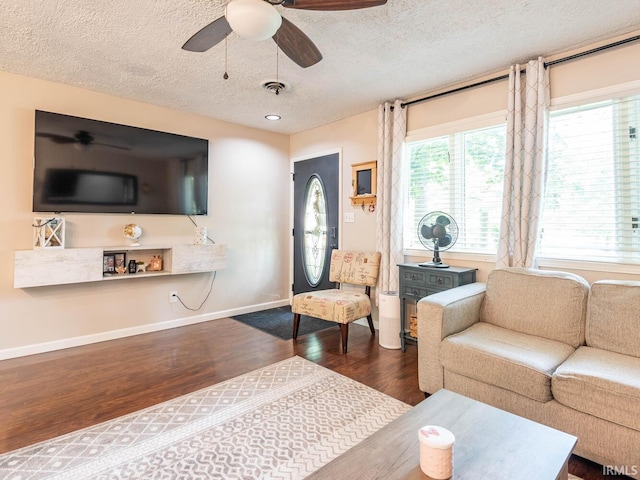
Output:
14 244 226 288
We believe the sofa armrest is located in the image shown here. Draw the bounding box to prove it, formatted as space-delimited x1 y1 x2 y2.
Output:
417 282 487 394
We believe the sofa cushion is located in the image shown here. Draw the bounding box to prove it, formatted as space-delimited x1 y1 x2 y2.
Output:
553 346 640 431
440 322 575 402
586 280 640 358
481 268 589 348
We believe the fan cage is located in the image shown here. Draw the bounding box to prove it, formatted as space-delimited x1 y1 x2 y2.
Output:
416 211 459 253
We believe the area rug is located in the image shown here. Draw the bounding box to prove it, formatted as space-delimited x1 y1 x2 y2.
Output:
0 356 410 480
230 306 335 340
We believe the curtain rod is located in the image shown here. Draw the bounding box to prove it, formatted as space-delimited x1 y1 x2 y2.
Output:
400 33 640 109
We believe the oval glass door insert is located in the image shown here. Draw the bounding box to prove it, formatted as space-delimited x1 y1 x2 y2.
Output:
302 175 328 286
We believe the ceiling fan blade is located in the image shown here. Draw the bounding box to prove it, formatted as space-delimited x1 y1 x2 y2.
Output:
273 17 322 68
182 16 232 52
36 133 76 144
282 0 387 10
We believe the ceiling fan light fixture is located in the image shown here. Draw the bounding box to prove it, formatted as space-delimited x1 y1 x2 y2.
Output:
225 0 283 41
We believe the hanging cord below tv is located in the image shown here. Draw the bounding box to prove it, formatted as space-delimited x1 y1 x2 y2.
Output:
172 216 218 311
175 271 217 312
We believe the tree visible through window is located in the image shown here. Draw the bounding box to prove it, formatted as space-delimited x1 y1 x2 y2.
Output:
404 123 506 254
540 93 640 262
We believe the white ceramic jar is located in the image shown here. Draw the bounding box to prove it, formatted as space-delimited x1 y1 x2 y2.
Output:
194 226 207 244
418 425 455 479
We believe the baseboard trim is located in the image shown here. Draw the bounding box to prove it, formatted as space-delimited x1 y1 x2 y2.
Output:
0 299 290 361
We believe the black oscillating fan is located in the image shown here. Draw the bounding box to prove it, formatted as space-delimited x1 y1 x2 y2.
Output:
417 211 458 268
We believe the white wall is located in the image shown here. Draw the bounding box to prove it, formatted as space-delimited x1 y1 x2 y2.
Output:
1 70 291 358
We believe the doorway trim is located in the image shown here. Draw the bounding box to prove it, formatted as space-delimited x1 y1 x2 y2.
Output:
290 148 343 303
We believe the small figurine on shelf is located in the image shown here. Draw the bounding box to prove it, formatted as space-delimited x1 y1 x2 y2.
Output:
136 261 147 273
149 255 163 272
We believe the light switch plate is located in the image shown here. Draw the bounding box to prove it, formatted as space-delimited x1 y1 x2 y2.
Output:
344 212 355 223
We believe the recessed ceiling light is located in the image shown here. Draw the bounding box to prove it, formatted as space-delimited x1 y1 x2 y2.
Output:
265 114 281 121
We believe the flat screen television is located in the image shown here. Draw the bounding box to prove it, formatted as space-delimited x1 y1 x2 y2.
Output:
33 110 209 215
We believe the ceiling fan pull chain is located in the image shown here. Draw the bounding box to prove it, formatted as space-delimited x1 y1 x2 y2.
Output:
275 31 280 93
223 36 229 80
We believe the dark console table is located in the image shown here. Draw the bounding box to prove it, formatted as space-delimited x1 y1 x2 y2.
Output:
398 263 477 351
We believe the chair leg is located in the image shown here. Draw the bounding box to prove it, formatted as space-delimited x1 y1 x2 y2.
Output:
366 314 375 335
339 323 349 354
292 313 301 340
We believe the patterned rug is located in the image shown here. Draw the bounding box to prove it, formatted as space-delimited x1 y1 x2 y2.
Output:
0 356 410 479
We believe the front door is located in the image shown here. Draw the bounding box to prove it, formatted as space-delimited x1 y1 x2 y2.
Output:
293 153 340 295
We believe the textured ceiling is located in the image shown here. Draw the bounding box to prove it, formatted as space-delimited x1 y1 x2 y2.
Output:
1 1 640 135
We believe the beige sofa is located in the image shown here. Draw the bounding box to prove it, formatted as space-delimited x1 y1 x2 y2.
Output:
417 267 640 476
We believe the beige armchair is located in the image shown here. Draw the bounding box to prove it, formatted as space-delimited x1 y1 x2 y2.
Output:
292 250 381 353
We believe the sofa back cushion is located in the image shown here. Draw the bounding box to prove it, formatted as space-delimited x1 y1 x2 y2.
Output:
481 268 589 348
586 280 640 358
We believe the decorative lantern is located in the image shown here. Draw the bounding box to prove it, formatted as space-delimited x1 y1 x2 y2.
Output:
33 217 65 249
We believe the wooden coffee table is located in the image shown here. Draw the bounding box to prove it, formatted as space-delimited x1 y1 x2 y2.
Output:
307 389 577 480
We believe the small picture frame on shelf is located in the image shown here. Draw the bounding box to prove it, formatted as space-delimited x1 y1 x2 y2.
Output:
113 252 126 270
113 252 127 274
103 254 116 274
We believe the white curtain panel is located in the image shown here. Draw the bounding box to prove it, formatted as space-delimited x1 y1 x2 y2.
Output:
496 57 550 268
375 99 406 303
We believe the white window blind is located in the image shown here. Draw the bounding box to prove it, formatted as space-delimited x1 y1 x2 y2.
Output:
540 94 640 263
404 123 506 254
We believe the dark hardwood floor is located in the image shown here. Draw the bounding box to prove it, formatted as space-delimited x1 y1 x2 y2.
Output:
0 317 622 479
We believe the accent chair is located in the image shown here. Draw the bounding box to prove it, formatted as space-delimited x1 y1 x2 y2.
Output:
292 250 381 353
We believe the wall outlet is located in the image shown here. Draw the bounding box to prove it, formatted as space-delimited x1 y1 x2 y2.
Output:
169 291 178 303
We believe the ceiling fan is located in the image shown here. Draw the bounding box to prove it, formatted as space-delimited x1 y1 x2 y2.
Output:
36 131 131 150
182 0 388 68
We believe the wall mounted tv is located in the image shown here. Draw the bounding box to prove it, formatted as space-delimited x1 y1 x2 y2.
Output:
33 110 209 215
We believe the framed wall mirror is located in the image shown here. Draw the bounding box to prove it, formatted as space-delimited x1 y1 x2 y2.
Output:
350 161 377 207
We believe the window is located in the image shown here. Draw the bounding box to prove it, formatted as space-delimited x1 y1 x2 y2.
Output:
404 120 506 254
540 93 640 263
302 175 328 286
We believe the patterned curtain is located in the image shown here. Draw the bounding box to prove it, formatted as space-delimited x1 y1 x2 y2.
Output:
496 57 550 268
375 99 406 302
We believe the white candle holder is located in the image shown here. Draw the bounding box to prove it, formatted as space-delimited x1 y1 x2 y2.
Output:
194 226 207 244
418 425 455 479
